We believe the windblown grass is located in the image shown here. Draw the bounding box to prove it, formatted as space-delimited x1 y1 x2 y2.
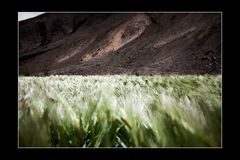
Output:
18 75 221 147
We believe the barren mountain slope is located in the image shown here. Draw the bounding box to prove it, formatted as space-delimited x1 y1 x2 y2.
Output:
19 13 221 75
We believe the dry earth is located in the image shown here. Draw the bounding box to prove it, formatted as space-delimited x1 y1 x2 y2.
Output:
19 13 221 75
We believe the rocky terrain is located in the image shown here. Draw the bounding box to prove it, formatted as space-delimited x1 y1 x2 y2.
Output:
19 13 221 75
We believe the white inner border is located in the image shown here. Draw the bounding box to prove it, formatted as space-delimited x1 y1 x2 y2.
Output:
18 11 223 149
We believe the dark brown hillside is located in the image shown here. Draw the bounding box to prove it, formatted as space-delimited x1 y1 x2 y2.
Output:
19 13 221 75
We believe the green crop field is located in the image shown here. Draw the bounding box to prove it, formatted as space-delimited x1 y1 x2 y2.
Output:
18 75 221 147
